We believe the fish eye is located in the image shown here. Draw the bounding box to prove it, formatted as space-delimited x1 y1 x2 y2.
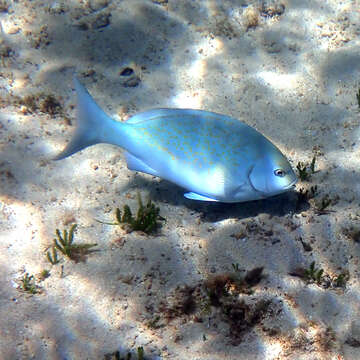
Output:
274 169 285 177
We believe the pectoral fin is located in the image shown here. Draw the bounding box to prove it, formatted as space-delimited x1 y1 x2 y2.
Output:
184 192 219 202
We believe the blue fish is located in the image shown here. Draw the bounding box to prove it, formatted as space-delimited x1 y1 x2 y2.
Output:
54 78 297 202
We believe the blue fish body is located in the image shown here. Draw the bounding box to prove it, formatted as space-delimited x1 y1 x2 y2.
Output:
54 78 297 202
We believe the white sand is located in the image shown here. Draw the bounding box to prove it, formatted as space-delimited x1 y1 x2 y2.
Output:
1 0 360 359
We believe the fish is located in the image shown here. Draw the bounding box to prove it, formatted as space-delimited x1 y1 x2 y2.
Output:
54 77 297 203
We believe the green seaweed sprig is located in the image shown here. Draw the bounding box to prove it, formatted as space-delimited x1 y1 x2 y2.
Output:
97 193 165 234
305 261 324 284
39 269 50 280
314 194 332 214
47 246 60 265
52 224 98 262
231 263 241 272
296 156 316 181
296 185 318 210
20 273 38 294
333 271 350 288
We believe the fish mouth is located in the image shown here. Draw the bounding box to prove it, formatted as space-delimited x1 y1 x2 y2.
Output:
248 175 298 197
284 177 298 190
276 178 298 194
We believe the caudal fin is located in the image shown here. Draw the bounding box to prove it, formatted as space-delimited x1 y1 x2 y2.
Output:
53 77 113 160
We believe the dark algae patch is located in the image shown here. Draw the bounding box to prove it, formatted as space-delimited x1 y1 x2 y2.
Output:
17 92 62 116
104 346 145 360
144 267 272 345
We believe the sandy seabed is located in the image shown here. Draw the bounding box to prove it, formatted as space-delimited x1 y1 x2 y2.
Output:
1 0 360 359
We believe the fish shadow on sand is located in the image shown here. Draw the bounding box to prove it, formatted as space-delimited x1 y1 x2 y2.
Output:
122 174 309 223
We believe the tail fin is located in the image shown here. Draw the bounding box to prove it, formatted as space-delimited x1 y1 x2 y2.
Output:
53 77 113 160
